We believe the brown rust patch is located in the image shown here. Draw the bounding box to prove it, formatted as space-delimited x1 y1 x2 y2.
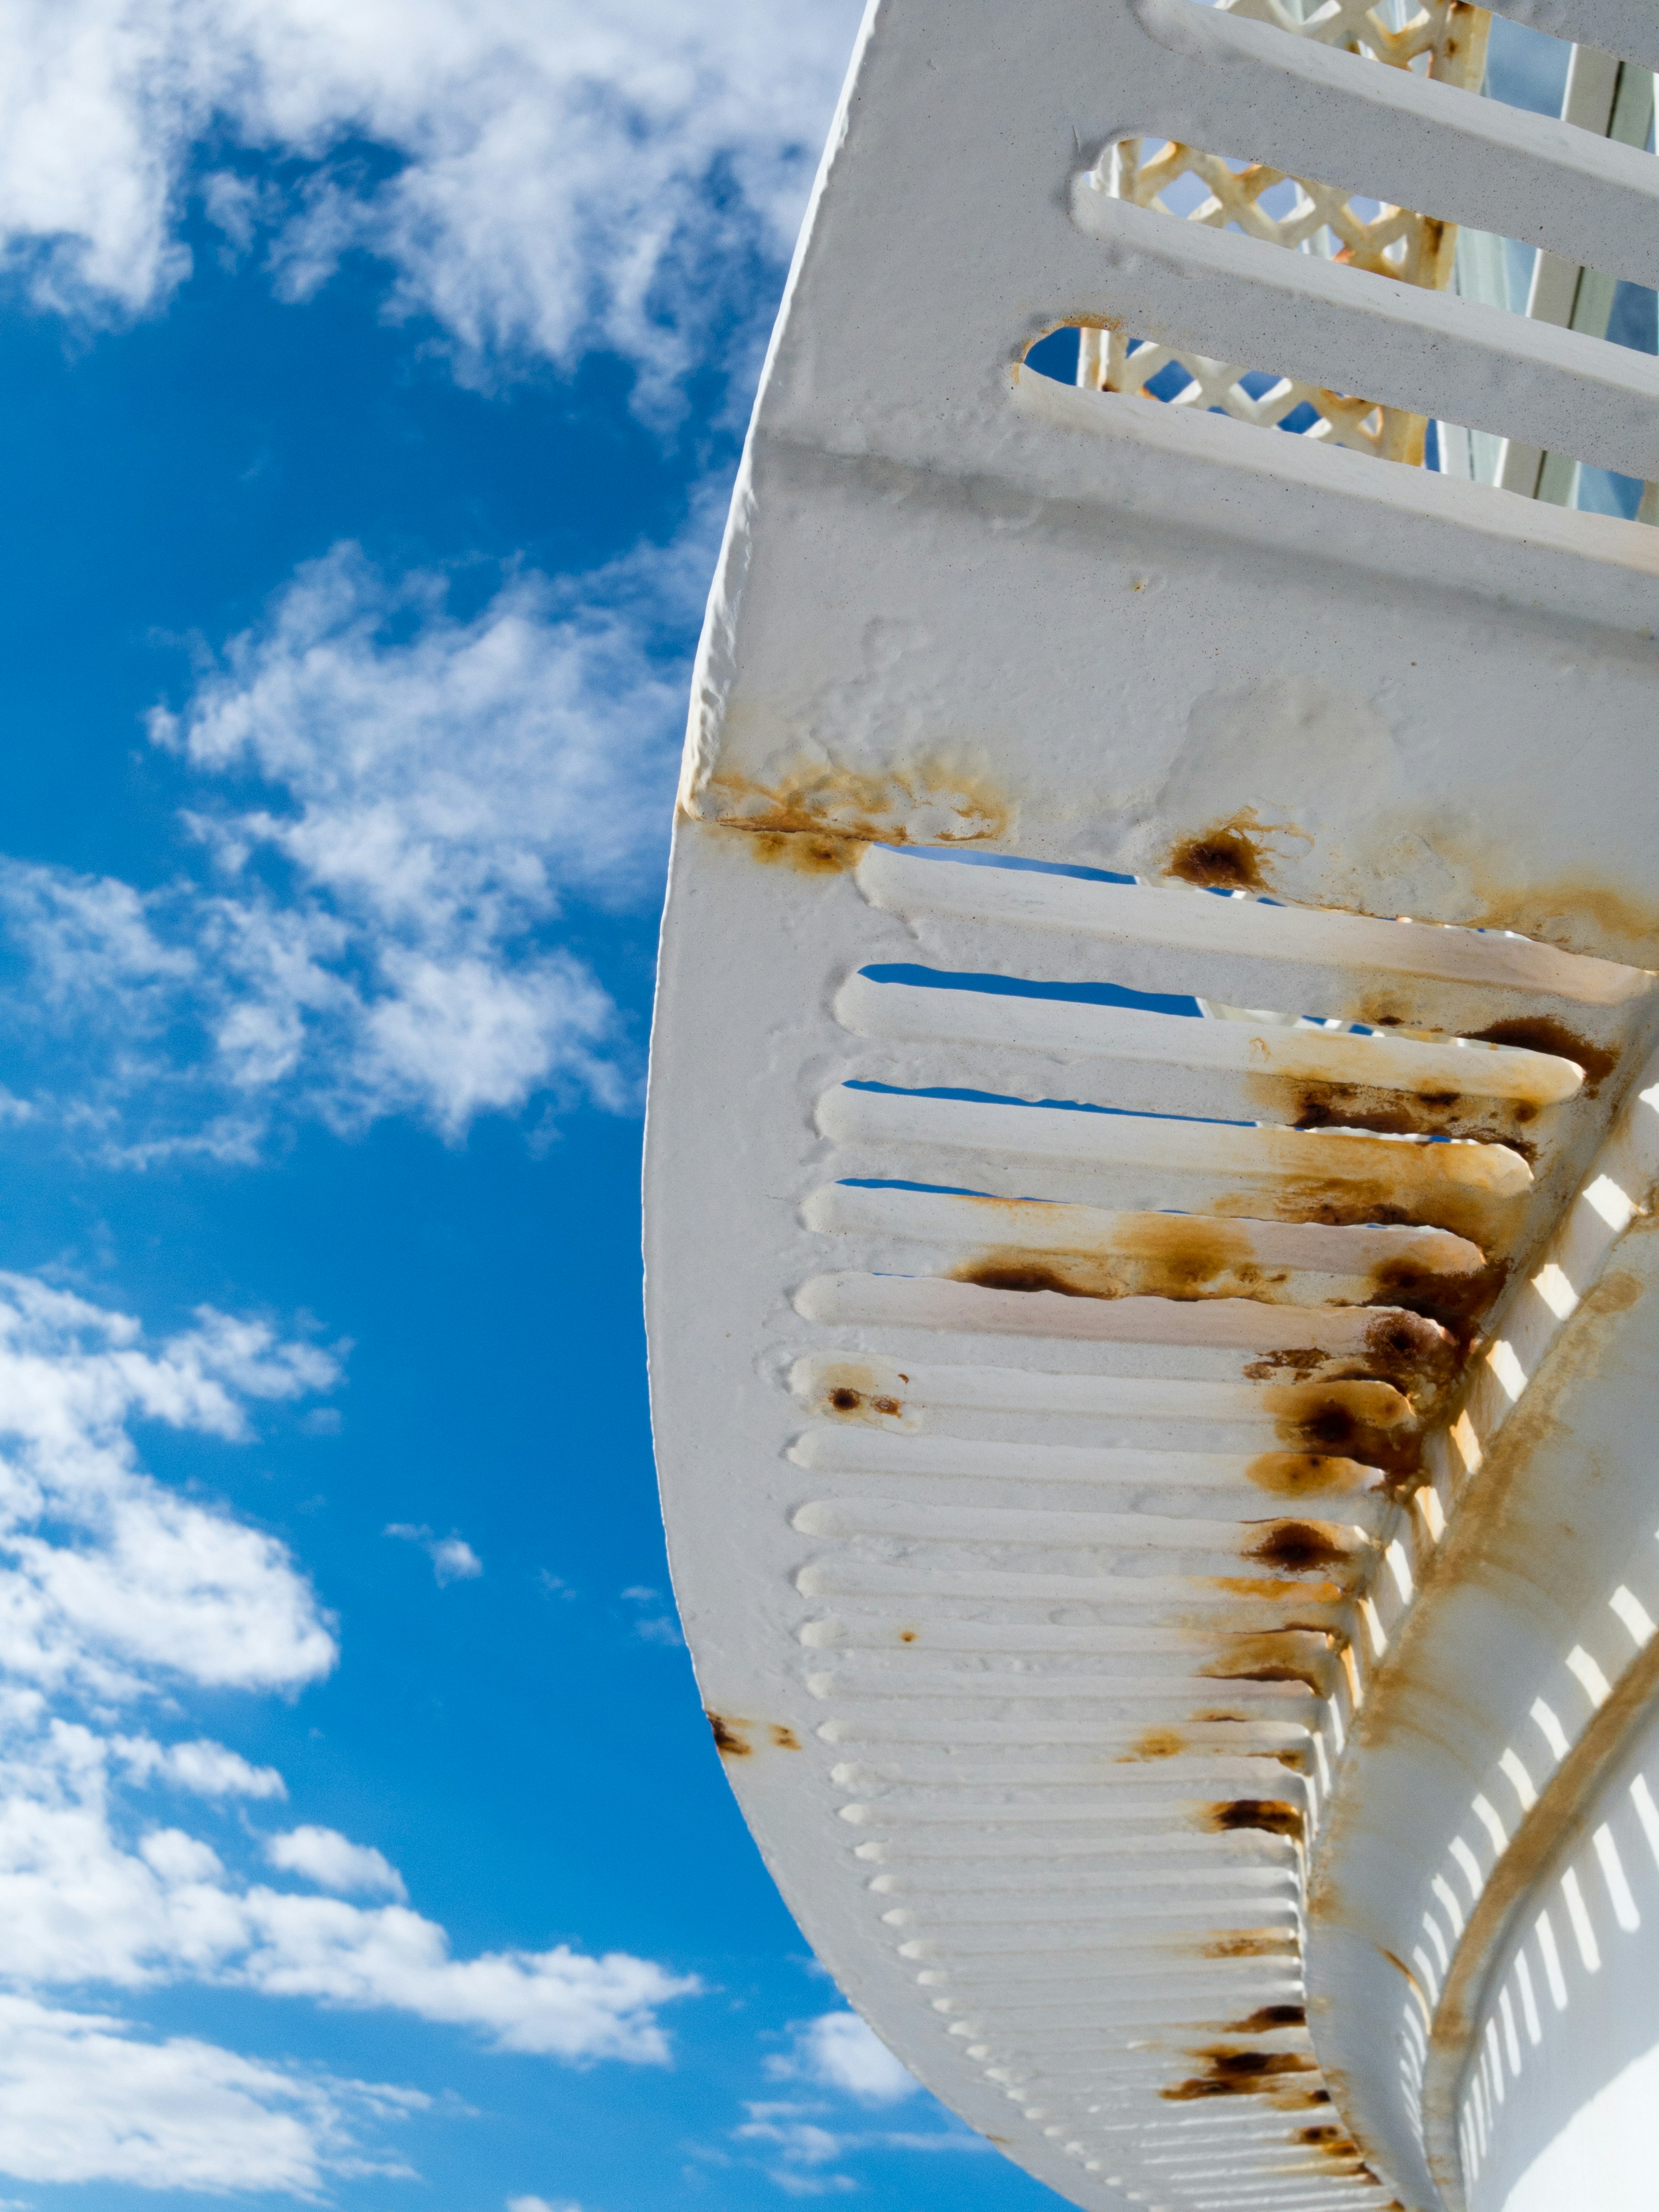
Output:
950 1216 1284 1304
1468 1015 1618 1094
1244 1347 1329 1380
1205 1630 1331 1694
1262 1379 1422 1483
1121 1727 1186 1761
708 1713 751 1758
1299 2125 1358 2151
1369 1253 1509 1350
1164 809 1291 893
1202 1798 1306 1842
1231 2003 1306 2033
812 1363 907 1424
1354 1309 1461 1406
1245 1520 1354 1576
953 1259 1091 1298
1162 2048 1317 2101
693 758 1011 865
1281 1076 1541 1154
771 1725 802 1750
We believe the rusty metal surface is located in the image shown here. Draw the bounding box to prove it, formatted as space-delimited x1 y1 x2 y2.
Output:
645 3 1659 2208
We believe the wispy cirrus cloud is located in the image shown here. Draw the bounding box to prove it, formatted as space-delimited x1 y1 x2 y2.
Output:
0 0 861 404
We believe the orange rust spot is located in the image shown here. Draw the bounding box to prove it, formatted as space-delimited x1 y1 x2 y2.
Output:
898 1629 918 1644
1205 1630 1329 1694
1231 2003 1306 2032
1202 1931 1297 1958
1243 1450 1361 1500
1246 1521 1353 1576
1466 873 1659 971
1208 1575 1344 1605
708 1713 751 1758
1468 1016 1618 1095
693 758 1011 864
1203 1798 1306 1842
1121 1727 1186 1761
771 1725 802 1750
747 830 868 874
1162 2048 1317 2101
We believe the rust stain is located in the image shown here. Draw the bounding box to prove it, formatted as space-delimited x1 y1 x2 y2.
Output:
1468 1015 1618 1095
708 1712 751 1758
1351 1309 1461 1408
1121 1727 1186 1761
951 1214 1305 1305
1211 1167 1520 1253
1242 1450 1365 1499
1230 2003 1306 2032
1466 872 1659 970
692 758 1011 870
1161 2048 1318 2101
1244 1347 1329 1379
1205 1630 1332 1693
1202 1798 1306 1842
1202 1931 1297 1958
1164 808 1309 893
1368 1252 1509 1351
1275 1072 1543 1154
1263 1378 1422 1484
1245 1521 1356 1576
1209 1575 1345 1605
811 1363 906 1423
709 1712 800 1756
897 1629 918 1644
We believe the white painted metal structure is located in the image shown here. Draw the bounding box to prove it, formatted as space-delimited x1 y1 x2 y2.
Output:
645 4 1659 2207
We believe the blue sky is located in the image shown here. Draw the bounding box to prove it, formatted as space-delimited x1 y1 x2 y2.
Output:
0 8 1647 2211
0 3 1065 2206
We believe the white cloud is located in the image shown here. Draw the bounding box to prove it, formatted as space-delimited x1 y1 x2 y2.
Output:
385 1524 483 1585
773 2014 919 2106
115 1734 287 1799
730 2092 991 2197
265 1825 407 1901
0 1273 337 1695
0 532 699 1155
0 0 863 399
508 2198 582 2212
0 1993 419 2193
0 1272 700 2189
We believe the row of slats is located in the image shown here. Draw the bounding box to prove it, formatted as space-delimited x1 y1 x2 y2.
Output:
784 853 1647 2207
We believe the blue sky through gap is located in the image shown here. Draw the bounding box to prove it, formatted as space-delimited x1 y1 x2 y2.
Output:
0 4 1065 2207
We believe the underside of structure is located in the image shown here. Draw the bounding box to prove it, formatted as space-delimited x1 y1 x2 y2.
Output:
644 3 1659 2207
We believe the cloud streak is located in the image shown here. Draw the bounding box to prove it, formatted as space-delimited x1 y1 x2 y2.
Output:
0 0 861 400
